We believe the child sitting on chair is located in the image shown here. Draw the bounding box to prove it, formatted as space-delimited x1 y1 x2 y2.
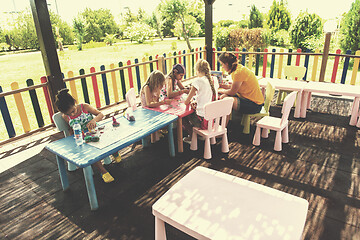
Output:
140 70 172 107
160 64 189 100
183 59 217 144
54 89 120 183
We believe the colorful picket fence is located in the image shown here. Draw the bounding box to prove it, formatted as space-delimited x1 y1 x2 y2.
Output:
0 48 205 142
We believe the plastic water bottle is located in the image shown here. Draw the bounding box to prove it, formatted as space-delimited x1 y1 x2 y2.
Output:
73 121 83 146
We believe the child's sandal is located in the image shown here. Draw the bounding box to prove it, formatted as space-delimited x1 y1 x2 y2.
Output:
102 172 114 183
112 152 122 163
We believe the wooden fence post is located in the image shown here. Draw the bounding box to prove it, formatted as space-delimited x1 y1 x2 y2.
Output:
319 32 331 82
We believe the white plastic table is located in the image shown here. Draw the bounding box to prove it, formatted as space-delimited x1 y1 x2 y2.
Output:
258 78 307 118
300 81 360 126
46 108 177 210
152 166 308 240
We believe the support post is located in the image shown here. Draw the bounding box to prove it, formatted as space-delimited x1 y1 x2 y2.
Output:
30 0 64 111
205 1 214 69
319 32 331 82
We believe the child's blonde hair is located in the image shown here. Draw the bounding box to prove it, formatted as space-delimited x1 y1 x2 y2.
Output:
144 70 165 92
195 59 216 99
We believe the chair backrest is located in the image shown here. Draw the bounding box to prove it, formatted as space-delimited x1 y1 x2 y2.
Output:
126 88 137 111
284 65 307 80
204 98 234 132
263 82 275 113
280 91 297 125
52 112 71 137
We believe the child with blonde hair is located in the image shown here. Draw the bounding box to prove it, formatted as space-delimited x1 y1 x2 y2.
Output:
140 70 172 107
183 59 218 143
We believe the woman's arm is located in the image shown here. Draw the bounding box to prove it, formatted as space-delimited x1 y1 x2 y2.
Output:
218 81 242 97
83 103 104 129
144 85 172 107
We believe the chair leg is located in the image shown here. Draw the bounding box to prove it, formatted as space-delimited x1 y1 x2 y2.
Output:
221 133 229 153
210 137 216 145
276 91 283 105
274 130 282 151
103 156 112 165
282 126 289 143
190 131 198 151
242 115 251 134
253 126 261 146
261 128 269 138
204 137 212 159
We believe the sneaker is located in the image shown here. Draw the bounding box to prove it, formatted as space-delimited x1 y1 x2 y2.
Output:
102 172 114 183
112 152 122 163
183 136 192 144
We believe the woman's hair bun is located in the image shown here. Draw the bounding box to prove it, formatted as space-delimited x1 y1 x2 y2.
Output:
58 88 69 95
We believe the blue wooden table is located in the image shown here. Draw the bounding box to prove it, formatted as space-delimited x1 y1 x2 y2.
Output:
45 108 177 210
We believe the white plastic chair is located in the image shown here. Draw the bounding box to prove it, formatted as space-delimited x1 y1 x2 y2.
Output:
276 65 307 105
52 112 111 171
241 82 275 134
190 98 234 159
126 88 137 111
253 91 297 151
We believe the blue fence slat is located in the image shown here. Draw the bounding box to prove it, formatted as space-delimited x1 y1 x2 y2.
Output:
61 73 66 88
242 48 247 66
0 86 16 138
173 52 177 64
287 49 293 65
163 53 167 73
304 49 310 80
199 47 202 59
26 79 44 128
134 58 141 94
100 65 110 105
217 47 221 71
270 49 276 78
119 62 127 99
149 56 154 72
341 50 352 84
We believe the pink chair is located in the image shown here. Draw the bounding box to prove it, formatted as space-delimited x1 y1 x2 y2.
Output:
125 88 137 111
253 91 297 151
190 98 234 159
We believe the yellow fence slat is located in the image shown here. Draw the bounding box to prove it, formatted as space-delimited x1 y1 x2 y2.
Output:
350 50 360 85
248 48 254 70
67 71 78 102
11 82 30 133
110 63 119 102
142 57 148 83
311 49 320 81
277 49 284 78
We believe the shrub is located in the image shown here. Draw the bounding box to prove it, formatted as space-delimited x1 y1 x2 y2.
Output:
340 0 360 54
124 23 156 43
269 29 290 47
228 28 267 51
214 27 231 49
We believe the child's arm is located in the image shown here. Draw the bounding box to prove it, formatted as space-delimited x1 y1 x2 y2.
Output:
166 78 188 98
144 85 172 108
184 86 197 105
83 103 104 129
62 114 73 135
177 80 190 94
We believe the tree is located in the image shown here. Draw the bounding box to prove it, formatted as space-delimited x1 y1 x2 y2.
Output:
290 11 322 50
249 5 263 29
147 8 165 40
80 8 118 42
49 10 74 46
340 0 360 54
267 0 291 31
173 15 201 39
161 0 193 50
73 17 85 50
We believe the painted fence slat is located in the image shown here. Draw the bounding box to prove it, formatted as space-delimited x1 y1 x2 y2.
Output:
142 57 148 84
26 79 44 128
100 65 110 105
277 49 284 78
191 49 195 76
195 48 199 61
350 50 360 85
287 49 293 65
262 48 268 78
79 69 90 104
341 50 352 84
248 49 254 70
304 49 310 80
242 48 246 66
183 50 186 78
212 48 216 71
217 47 221 71
110 63 119 103
235 48 239 59
270 48 276 78
296 48 301 66
199 47 202 59
149 56 154 73
311 49 320 81
11 82 30 133
187 49 191 78
40 76 54 123
90 67 101 108
331 49 341 83
178 51 182 64
255 48 260 76
155 55 159 70
127 60 134 89
163 53 167 73
67 71 78 102
173 52 177 64
0 86 16 138
134 59 141 94
119 62 126 100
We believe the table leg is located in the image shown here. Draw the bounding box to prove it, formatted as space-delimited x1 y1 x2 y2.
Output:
349 97 360 126
83 166 99 211
300 91 310 118
177 118 183 153
155 216 167 240
294 90 302 118
56 155 69 191
168 123 175 157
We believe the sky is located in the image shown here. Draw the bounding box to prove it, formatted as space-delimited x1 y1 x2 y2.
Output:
2 0 356 24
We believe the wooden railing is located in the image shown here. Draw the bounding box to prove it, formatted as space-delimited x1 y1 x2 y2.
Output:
0 48 205 143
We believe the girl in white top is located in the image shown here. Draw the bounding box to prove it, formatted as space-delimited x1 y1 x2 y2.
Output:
183 59 217 142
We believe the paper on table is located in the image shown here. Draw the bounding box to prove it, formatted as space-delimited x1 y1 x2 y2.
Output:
87 122 142 149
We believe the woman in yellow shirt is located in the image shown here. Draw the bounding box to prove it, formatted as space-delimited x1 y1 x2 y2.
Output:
218 52 264 114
